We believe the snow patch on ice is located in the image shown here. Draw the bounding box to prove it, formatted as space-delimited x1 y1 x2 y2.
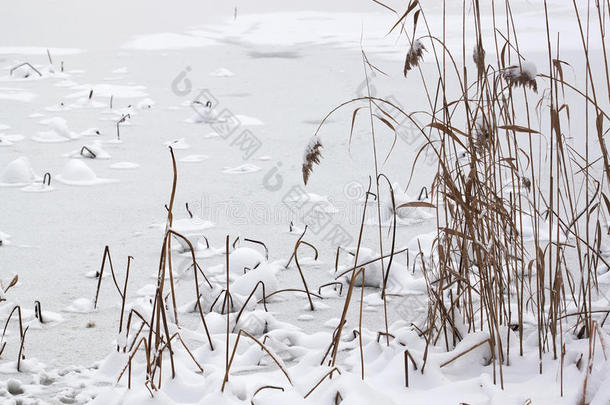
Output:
222 164 261 174
110 162 140 170
0 87 37 102
210 67 235 77
180 154 208 163
122 33 216 50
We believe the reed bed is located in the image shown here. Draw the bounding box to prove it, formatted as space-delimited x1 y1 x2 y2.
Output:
42 1 608 403
304 0 610 398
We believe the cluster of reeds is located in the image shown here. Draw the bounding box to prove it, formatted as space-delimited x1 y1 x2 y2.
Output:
83 0 610 401
304 0 610 398
92 147 325 399
0 299 32 371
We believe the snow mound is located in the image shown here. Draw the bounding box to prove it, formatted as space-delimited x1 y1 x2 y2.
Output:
336 247 418 293
210 67 235 77
0 157 38 186
227 247 267 278
231 263 280 299
33 117 79 142
66 142 112 159
381 183 435 224
208 247 267 281
55 160 115 186
64 298 94 313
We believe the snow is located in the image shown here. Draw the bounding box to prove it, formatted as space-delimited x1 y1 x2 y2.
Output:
67 84 148 99
234 115 264 126
64 298 95 313
109 161 140 169
122 33 216 50
0 47 83 55
0 157 38 186
222 164 261 174
180 154 209 163
164 138 191 150
210 68 235 77
55 160 116 185
230 263 280 299
0 87 37 102
0 1 608 404
66 142 112 159
33 116 79 142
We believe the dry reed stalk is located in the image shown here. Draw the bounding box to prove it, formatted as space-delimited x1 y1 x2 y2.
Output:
359 50 394 348
318 282 344 296
334 247 409 279
439 338 492 368
209 289 234 314
304 367 342 398
250 385 284 405
154 332 204 373
294 240 316 311
224 235 230 389
329 179 373 368
117 337 151 387
10 62 42 77
117 256 133 351
222 329 293 392
244 238 270 260
94 245 122 309
285 226 308 268
16 326 29 372
232 281 268 332
2 306 24 343
256 289 322 304
166 229 214 347
32 300 43 324
403 349 418 387
116 114 130 140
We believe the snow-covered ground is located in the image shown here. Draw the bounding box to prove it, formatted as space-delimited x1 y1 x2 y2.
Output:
1 1 609 404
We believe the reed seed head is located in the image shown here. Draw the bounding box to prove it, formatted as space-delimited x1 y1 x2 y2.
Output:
404 40 426 77
473 43 486 77
302 136 323 185
503 62 538 92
